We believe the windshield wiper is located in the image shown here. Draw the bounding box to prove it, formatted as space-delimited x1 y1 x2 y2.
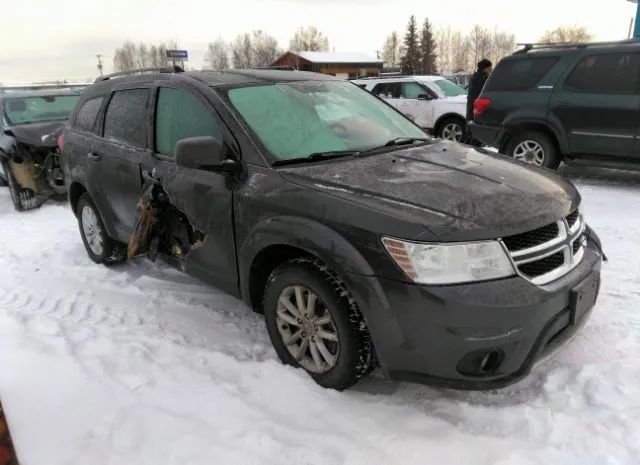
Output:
272 150 359 167
357 137 431 156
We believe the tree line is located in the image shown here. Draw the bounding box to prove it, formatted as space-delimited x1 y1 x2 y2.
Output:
113 22 593 74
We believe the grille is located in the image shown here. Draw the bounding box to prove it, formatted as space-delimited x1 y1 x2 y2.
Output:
519 251 565 278
566 210 579 229
502 222 560 253
573 234 586 255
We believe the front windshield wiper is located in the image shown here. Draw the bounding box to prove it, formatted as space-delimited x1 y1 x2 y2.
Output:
357 137 431 156
272 150 359 167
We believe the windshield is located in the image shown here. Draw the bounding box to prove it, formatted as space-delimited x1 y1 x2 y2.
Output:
3 95 80 125
425 79 467 98
227 81 426 162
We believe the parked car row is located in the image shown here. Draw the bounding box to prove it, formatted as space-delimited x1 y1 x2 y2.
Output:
55 66 603 391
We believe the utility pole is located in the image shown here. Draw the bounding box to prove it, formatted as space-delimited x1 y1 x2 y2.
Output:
96 54 104 77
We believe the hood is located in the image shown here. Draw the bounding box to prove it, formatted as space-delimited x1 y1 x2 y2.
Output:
5 121 65 148
441 94 467 104
280 140 580 241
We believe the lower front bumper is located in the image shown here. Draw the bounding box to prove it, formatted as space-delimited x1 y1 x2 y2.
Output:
357 241 602 390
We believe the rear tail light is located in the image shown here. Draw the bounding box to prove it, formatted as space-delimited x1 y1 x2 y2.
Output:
57 133 64 152
473 98 491 118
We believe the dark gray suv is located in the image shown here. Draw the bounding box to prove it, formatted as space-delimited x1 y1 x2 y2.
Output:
62 67 603 390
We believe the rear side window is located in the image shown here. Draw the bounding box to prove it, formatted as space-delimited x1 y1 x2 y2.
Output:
485 57 559 91
103 89 148 147
155 88 222 157
372 82 401 99
565 53 640 94
74 97 103 132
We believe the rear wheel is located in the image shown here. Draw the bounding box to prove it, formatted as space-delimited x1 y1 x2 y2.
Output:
438 117 466 142
77 193 126 265
505 131 560 169
263 258 375 390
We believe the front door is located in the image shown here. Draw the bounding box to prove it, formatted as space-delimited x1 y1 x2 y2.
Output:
396 81 437 129
90 87 149 242
143 84 239 294
550 52 640 159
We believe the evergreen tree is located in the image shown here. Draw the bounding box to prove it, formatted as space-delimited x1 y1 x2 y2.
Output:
400 15 421 75
420 18 438 75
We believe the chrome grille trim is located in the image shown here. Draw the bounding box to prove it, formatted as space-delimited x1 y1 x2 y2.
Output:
501 211 586 285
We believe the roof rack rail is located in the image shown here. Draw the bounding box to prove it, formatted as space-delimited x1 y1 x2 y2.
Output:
95 65 184 83
514 38 640 53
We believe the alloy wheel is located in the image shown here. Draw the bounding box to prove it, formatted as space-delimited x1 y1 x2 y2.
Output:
81 205 104 256
442 122 464 142
276 285 340 374
513 140 545 166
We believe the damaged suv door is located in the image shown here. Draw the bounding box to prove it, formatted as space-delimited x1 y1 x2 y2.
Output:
137 84 239 293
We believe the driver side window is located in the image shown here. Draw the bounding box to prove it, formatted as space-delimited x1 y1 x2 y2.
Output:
155 87 222 157
401 82 428 99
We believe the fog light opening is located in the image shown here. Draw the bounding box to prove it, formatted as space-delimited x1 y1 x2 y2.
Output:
480 350 502 373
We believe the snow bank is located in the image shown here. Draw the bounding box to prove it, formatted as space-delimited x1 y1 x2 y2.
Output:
0 165 639 465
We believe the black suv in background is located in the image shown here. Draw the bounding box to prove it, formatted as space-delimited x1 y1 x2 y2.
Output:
63 67 603 391
471 39 640 170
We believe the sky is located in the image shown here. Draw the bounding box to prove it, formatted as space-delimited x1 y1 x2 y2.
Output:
0 0 637 83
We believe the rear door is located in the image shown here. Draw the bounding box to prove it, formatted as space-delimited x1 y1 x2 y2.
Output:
550 52 640 159
396 81 437 128
143 83 239 293
89 87 149 242
370 82 400 108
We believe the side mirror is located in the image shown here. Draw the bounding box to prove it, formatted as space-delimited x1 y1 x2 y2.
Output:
417 94 434 101
175 136 235 173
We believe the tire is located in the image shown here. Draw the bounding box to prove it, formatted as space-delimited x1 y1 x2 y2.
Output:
76 193 126 265
438 117 466 142
0 158 34 212
505 131 560 169
263 258 375 390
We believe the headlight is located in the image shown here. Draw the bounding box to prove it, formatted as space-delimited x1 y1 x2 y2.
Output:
382 237 516 285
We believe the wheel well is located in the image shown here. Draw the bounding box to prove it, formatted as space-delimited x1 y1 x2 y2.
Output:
249 245 314 313
68 182 87 216
434 114 466 135
501 123 562 157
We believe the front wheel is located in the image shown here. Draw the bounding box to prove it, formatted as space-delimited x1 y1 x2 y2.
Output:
263 258 375 390
505 131 560 169
438 117 466 142
77 193 126 265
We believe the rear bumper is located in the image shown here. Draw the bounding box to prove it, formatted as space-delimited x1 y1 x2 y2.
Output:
356 239 603 390
469 121 504 149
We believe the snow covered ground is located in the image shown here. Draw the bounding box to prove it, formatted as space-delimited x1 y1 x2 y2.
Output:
0 166 639 465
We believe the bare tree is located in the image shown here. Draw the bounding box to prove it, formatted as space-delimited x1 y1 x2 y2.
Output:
204 38 230 70
381 32 402 66
540 26 593 43
452 32 471 72
251 30 280 67
436 27 453 73
113 40 179 71
468 25 493 67
289 26 330 51
231 33 253 69
490 30 516 65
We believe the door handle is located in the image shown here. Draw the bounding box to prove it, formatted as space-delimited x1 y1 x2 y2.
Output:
87 152 102 161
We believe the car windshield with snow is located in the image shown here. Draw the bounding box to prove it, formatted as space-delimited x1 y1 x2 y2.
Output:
62 68 604 391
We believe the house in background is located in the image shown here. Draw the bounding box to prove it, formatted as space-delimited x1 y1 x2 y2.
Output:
271 51 383 79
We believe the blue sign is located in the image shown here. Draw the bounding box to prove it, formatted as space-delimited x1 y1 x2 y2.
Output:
166 50 188 60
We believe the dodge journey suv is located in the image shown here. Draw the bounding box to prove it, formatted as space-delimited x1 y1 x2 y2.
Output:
62 67 603 391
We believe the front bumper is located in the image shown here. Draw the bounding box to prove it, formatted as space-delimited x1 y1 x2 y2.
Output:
356 239 602 390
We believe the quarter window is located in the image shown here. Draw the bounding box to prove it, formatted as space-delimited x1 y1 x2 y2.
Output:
565 53 640 94
103 89 148 147
485 57 559 92
74 97 103 132
155 88 222 157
